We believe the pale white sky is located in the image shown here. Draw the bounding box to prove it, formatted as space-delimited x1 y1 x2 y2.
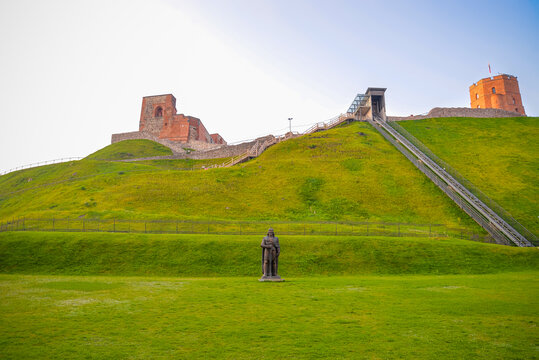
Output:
0 0 537 172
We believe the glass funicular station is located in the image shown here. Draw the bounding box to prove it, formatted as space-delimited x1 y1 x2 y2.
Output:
344 87 387 121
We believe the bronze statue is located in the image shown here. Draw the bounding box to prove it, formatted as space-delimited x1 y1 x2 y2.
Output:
259 228 283 281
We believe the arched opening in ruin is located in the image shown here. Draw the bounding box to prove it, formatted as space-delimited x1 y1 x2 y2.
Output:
155 106 163 117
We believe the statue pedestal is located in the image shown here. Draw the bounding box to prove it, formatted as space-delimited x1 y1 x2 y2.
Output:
259 275 284 282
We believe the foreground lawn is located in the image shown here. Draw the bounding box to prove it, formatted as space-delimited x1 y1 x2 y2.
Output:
0 273 537 359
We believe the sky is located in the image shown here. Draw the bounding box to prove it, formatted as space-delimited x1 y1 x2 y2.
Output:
0 0 537 172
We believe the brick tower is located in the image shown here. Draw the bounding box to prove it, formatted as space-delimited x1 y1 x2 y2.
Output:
112 94 226 148
469 74 525 115
138 94 226 144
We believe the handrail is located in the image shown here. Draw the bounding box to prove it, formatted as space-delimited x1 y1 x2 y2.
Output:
215 114 353 168
1 157 83 176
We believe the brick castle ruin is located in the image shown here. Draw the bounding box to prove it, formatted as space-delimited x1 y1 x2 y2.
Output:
112 94 226 153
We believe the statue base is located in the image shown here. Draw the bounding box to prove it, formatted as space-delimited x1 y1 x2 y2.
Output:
259 275 284 282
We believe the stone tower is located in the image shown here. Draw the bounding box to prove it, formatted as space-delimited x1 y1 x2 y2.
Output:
139 94 177 136
469 74 525 115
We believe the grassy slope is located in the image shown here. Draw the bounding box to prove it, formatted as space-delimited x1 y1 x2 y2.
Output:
1 273 537 359
1 232 537 276
85 139 173 160
0 122 482 231
399 117 539 236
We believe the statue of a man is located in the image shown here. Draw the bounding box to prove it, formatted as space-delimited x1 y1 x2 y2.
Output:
260 228 281 281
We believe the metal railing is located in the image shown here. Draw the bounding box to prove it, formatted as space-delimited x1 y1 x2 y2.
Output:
211 131 301 168
1 157 83 176
303 114 352 135
0 217 495 242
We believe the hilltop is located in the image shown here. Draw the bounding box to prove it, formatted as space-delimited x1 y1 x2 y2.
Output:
86 139 173 160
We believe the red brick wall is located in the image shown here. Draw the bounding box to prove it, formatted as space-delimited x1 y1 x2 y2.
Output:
211 134 226 145
159 114 190 142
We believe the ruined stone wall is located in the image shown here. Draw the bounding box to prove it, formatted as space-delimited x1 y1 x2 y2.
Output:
112 131 187 154
111 131 157 143
184 140 223 151
388 107 524 121
190 135 274 159
110 134 273 161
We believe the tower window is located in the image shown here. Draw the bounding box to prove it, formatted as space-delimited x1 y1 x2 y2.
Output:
155 106 163 117
492 87 496 94
513 97 516 104
475 93 478 99
477 105 480 108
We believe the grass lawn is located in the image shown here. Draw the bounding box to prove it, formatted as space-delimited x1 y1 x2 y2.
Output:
398 117 539 237
0 272 537 359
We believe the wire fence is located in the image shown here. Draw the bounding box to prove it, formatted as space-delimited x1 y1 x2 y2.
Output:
0 217 497 243
386 120 537 244
1 157 84 176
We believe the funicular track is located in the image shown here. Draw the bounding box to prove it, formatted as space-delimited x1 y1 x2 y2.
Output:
368 115 534 247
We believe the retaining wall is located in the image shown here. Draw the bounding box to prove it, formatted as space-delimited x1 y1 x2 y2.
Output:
111 133 275 161
389 107 524 121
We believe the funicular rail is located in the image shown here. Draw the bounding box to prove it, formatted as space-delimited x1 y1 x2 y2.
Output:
369 116 534 247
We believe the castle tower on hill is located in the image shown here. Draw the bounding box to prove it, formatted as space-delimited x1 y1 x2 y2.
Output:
111 94 226 150
469 74 526 115
139 94 226 144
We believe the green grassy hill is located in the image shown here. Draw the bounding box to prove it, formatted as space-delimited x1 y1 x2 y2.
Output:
0 122 482 231
399 117 538 236
86 139 173 160
1 120 537 360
